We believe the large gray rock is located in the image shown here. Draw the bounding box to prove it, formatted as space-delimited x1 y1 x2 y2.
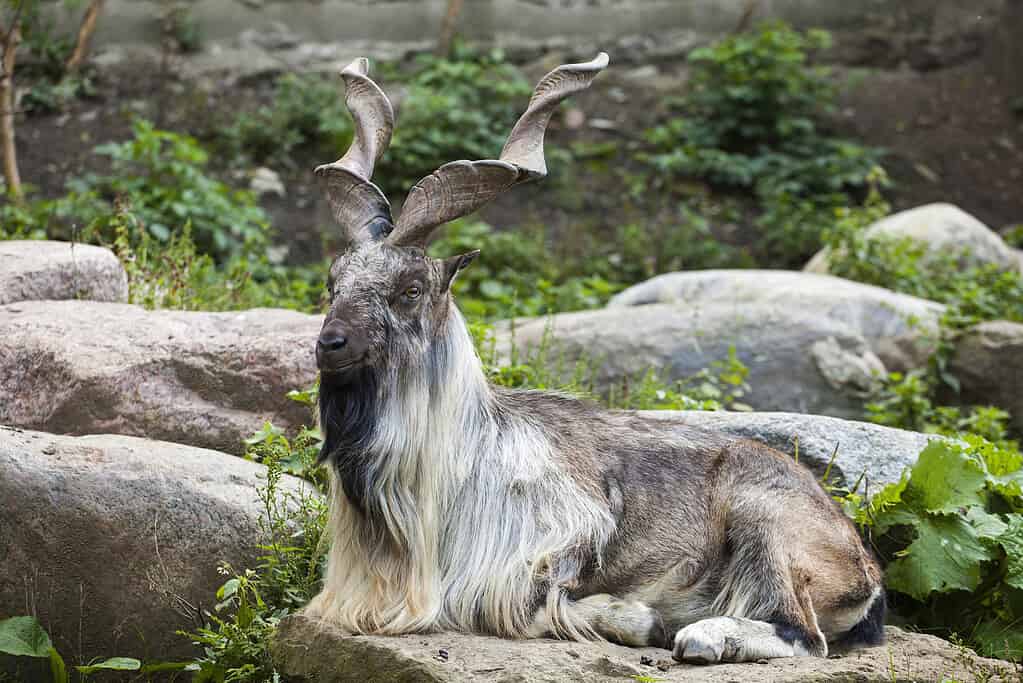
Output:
951 320 1023 432
0 240 128 305
639 410 937 490
608 269 942 370
273 615 1009 683
0 301 323 454
805 203 1022 275
0 426 312 663
497 302 888 419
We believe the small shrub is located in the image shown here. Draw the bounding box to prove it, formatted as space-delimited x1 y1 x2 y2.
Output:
857 437 1023 660
429 220 623 320
475 320 748 412
22 74 96 115
377 44 532 195
182 417 327 681
110 205 326 313
64 119 270 260
641 22 885 265
608 203 753 283
218 73 354 166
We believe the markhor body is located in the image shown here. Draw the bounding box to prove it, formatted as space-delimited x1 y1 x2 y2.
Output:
304 54 884 664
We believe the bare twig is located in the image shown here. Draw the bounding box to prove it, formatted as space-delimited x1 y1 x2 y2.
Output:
435 0 464 57
1 0 25 53
732 0 760 35
65 0 105 72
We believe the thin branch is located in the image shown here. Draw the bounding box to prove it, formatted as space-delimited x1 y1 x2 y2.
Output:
732 0 760 35
1 0 26 56
65 0 105 72
435 0 464 57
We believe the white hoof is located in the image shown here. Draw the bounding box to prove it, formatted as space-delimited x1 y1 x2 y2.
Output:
673 616 800 664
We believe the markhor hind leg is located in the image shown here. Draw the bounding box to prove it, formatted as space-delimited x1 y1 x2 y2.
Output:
674 529 828 663
527 593 666 647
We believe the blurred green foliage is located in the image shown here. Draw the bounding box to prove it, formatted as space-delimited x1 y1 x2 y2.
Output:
642 22 885 265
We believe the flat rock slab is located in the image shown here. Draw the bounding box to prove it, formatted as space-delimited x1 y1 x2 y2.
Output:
0 426 313 663
0 240 128 305
0 300 323 454
638 410 939 490
497 302 887 419
274 616 1016 682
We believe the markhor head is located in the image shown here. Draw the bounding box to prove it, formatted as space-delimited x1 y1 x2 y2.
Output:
314 53 609 378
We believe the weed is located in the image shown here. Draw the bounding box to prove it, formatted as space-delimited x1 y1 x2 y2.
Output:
181 412 327 681
110 204 326 313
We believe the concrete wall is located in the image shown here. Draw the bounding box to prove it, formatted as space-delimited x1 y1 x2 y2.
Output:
86 0 882 51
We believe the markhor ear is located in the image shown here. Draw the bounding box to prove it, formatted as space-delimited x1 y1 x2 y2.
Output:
443 250 480 291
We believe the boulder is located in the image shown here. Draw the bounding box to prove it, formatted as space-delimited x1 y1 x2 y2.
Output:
0 301 323 454
0 426 313 663
496 302 887 419
0 240 128 305
805 203 1022 275
950 320 1023 432
273 615 1011 683
639 410 935 490
608 269 942 370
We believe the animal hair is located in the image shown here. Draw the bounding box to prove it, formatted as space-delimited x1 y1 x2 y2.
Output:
308 305 615 639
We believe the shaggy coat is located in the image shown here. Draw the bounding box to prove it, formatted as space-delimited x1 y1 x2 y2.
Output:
303 53 884 664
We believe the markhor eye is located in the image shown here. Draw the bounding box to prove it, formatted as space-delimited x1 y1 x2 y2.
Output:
404 285 422 299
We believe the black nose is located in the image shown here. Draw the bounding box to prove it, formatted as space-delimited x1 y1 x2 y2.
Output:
317 330 347 352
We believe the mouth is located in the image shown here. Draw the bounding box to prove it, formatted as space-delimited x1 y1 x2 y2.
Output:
317 357 367 375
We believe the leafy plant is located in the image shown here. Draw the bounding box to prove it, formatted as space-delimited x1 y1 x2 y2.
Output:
0 615 193 681
66 119 271 260
430 220 623 320
22 73 95 114
641 22 885 265
378 43 532 195
181 407 327 681
162 3 202 54
110 204 326 313
859 438 1023 660
475 320 747 412
218 73 353 166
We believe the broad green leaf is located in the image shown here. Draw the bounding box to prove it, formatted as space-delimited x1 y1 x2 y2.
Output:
76 657 142 674
217 578 240 601
998 515 1023 591
907 441 988 514
864 473 910 533
0 616 53 658
885 513 997 601
966 507 1008 542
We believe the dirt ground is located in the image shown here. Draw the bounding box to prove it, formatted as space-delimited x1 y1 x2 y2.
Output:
10 23 1023 266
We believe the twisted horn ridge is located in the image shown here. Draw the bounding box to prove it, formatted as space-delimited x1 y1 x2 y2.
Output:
388 52 609 248
316 57 395 245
